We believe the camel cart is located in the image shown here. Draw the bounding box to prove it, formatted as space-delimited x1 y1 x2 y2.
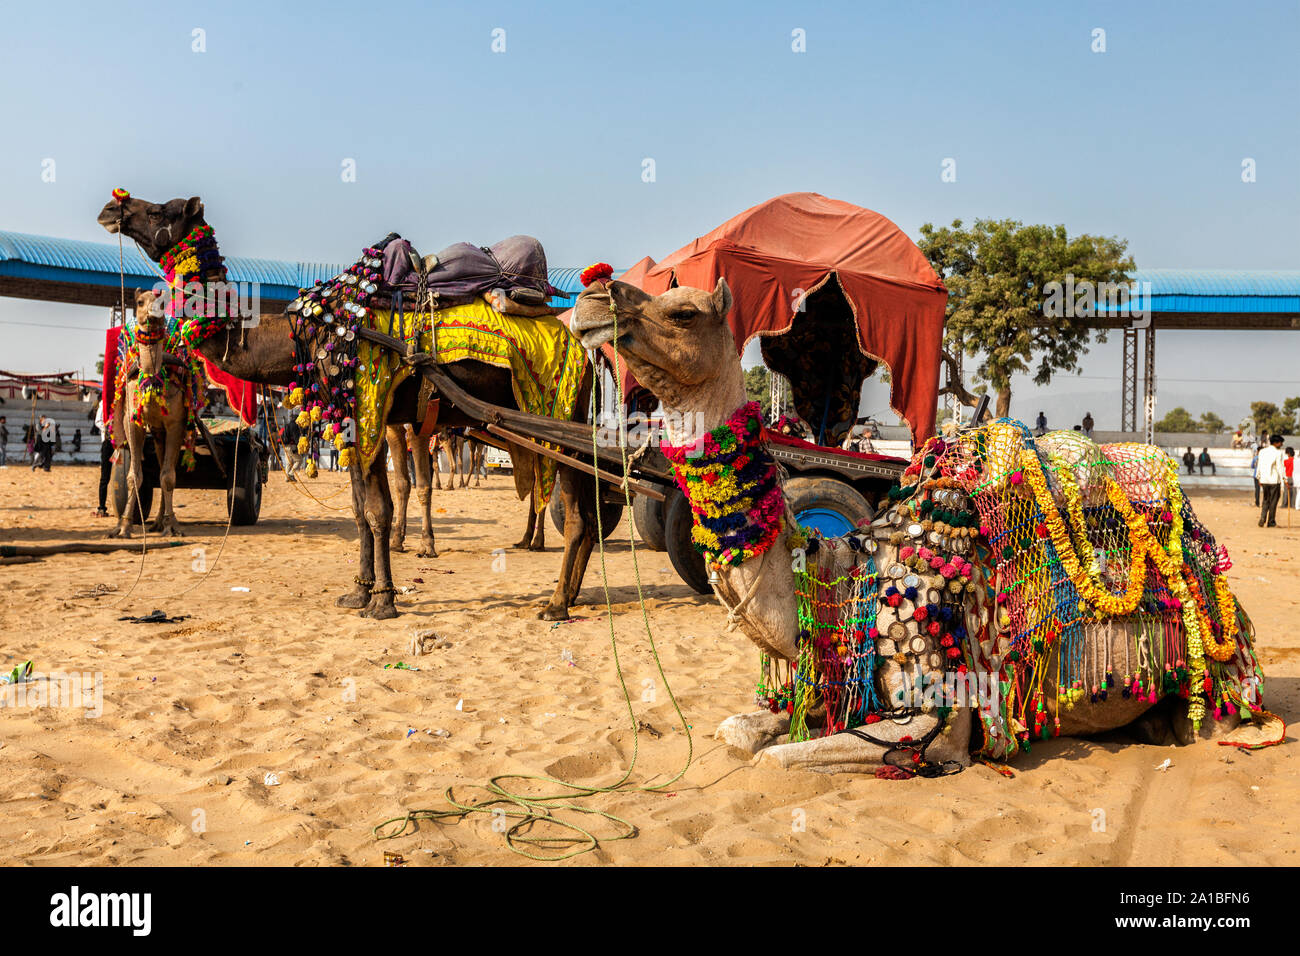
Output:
543 194 948 593
110 414 270 526
356 325 909 597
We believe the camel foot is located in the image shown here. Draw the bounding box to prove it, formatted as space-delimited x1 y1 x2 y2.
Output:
527 539 547 552
753 711 972 774
538 603 570 621
416 540 437 558
149 519 182 537
107 527 132 540
336 586 371 609
389 537 406 554
360 592 399 619
716 710 790 755
511 539 530 550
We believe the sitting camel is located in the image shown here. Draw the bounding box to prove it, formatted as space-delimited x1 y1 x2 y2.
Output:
573 277 1272 773
111 289 189 538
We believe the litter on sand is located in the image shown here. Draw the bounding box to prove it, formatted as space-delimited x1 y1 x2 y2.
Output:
1 661 34 685
231 587 251 593
118 610 189 624
1155 758 1172 772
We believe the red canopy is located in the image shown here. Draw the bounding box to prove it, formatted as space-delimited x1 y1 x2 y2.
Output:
609 193 947 444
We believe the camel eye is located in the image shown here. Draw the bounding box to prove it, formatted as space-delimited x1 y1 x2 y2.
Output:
668 308 697 324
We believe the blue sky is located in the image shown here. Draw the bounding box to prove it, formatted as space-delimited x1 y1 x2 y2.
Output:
1 0 1297 427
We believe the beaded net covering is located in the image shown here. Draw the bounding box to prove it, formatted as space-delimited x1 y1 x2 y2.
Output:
756 420 1266 764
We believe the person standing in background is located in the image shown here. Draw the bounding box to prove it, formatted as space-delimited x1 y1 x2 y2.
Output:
1035 411 1047 436
0 415 8 467
1082 411 1094 438
1256 434 1285 527
1251 444 1261 506
1285 446 1295 509
94 400 114 516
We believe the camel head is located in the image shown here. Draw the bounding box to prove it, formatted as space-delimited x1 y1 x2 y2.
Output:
572 278 739 415
134 288 162 332
97 193 206 261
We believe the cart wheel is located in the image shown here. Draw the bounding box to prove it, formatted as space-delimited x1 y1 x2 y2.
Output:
632 493 668 551
665 488 711 595
111 449 153 524
227 441 262 525
548 488 623 539
784 476 874 538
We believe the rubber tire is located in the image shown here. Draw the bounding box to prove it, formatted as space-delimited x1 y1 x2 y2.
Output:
632 492 668 551
664 488 711 595
784 475 875 536
548 488 624 540
227 441 262 526
111 450 154 524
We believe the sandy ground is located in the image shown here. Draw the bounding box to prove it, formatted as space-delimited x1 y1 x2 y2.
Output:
0 463 1295 867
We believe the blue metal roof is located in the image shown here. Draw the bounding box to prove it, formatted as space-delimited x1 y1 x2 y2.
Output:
1100 268 1300 314
1 229 1294 312
0 229 599 304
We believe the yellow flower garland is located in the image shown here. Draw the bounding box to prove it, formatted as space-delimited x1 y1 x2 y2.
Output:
1019 450 1208 725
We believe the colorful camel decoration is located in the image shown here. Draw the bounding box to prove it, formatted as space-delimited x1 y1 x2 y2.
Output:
109 289 205 538
572 276 1278 773
98 191 602 620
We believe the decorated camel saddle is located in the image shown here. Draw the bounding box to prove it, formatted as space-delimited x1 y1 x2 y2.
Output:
572 274 1281 775
283 233 586 504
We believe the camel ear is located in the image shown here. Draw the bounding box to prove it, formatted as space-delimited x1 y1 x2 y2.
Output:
712 276 733 319
184 196 203 219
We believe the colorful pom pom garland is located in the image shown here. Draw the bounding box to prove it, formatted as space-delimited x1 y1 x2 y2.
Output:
660 401 783 569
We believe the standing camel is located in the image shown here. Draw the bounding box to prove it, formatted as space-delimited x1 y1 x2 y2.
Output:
98 192 599 620
572 277 1270 772
386 424 545 555
110 289 189 538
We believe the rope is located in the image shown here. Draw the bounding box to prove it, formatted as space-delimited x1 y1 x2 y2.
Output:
373 290 693 861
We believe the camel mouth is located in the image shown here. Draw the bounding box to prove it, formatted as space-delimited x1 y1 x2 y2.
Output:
98 216 121 234
571 289 621 350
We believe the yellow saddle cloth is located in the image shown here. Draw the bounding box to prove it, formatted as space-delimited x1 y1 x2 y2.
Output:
357 299 587 505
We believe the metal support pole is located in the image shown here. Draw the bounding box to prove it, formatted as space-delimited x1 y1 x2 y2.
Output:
1142 321 1157 445
1121 327 1138 433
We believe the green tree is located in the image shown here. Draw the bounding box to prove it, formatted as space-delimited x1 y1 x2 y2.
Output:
1198 411 1225 434
95 352 104 376
743 366 771 418
918 219 1134 419
1155 406 1198 433
1251 401 1292 437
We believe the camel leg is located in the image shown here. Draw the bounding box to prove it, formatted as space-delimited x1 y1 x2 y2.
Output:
110 420 148 538
472 442 484 486
336 458 374 609
361 452 398 620
752 709 973 774
386 426 410 553
540 470 596 620
431 436 443 490
562 479 602 608
411 438 437 557
528 489 546 550
149 422 184 536
513 493 540 550
445 436 459 491
716 711 792 755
